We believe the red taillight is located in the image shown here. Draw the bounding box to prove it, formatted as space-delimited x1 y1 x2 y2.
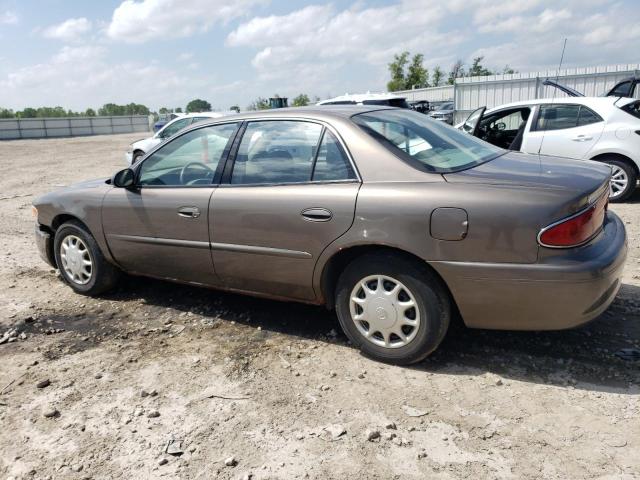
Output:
538 194 608 248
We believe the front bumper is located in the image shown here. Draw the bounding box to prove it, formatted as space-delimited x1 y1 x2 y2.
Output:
125 151 134 165
431 211 628 330
35 223 55 267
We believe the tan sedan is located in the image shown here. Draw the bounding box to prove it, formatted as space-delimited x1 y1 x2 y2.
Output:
33 107 627 364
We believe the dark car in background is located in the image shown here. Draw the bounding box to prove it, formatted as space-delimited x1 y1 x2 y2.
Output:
409 100 430 114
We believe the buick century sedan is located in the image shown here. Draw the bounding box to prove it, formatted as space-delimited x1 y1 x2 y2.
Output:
33 107 627 364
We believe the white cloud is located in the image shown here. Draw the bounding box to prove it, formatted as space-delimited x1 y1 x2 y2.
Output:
0 10 18 24
106 0 265 43
178 52 194 61
43 18 92 41
227 1 455 84
0 44 208 110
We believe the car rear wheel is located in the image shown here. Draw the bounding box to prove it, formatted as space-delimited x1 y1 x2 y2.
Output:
605 159 637 202
54 221 120 296
335 253 450 365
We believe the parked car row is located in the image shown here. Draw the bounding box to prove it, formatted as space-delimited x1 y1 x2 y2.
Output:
34 106 627 365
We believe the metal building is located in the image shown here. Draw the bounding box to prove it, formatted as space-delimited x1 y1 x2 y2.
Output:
392 63 640 124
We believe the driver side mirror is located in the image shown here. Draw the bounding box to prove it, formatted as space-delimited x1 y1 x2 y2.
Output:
112 168 135 188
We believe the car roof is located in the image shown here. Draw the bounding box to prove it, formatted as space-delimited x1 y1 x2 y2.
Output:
317 92 406 105
189 105 397 124
180 111 232 117
484 96 631 113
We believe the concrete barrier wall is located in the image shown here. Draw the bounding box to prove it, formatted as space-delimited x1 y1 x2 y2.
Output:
0 115 150 140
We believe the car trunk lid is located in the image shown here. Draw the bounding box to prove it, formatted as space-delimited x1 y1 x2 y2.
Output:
444 151 611 243
444 151 609 192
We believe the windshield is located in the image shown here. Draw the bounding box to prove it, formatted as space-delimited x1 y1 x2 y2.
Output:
353 109 503 173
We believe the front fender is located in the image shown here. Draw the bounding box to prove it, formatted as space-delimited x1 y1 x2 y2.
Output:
33 181 115 264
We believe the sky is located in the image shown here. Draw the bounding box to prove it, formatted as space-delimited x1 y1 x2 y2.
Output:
0 0 639 112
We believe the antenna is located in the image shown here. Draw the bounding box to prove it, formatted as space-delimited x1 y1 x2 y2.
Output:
538 38 567 155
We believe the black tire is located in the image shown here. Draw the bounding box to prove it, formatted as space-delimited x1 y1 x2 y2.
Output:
53 221 120 296
604 158 637 203
335 253 451 365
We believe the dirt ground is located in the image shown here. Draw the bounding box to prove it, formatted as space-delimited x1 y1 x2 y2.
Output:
0 133 639 480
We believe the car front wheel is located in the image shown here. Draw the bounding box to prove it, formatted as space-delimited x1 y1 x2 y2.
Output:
335 253 451 365
54 221 120 296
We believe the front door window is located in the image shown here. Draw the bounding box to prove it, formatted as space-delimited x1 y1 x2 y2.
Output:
139 123 238 186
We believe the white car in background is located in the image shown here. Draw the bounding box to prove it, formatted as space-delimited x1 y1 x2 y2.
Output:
125 112 230 165
317 92 410 108
459 96 640 201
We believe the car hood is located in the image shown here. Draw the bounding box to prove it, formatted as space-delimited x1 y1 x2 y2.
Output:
34 177 109 203
444 151 611 193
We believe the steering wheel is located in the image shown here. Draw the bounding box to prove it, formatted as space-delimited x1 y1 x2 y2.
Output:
179 161 215 185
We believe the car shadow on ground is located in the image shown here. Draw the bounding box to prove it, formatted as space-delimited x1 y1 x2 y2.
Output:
79 275 640 395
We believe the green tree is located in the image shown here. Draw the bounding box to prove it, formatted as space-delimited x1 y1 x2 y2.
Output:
432 66 444 86
85 108 96 116
406 54 429 89
17 108 38 118
292 94 310 107
0 108 14 118
229 105 240 113
468 56 493 77
247 97 269 111
387 51 410 91
447 60 465 85
175 107 183 113
98 103 150 116
159 107 169 114
186 99 212 113
502 65 516 74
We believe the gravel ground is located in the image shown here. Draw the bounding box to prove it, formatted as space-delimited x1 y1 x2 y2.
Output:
0 133 639 480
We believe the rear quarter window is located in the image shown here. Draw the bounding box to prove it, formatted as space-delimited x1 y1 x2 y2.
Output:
620 100 640 120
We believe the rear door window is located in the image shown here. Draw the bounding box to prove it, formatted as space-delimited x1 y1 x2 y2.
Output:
231 121 322 185
536 104 603 131
312 131 356 182
536 105 580 131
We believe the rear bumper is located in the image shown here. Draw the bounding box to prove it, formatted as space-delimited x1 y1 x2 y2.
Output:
35 223 55 267
431 211 627 330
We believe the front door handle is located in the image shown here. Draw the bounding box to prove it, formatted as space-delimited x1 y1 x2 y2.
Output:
301 207 332 222
178 206 201 218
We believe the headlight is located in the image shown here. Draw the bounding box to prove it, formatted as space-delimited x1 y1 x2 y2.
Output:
31 206 38 219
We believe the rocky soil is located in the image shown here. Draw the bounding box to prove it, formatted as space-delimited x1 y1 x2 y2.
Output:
0 133 639 480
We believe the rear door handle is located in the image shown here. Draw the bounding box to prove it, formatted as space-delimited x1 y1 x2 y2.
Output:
301 207 332 222
572 135 593 142
177 206 201 218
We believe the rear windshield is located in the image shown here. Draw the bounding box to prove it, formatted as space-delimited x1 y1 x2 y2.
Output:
361 98 410 109
352 109 503 173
